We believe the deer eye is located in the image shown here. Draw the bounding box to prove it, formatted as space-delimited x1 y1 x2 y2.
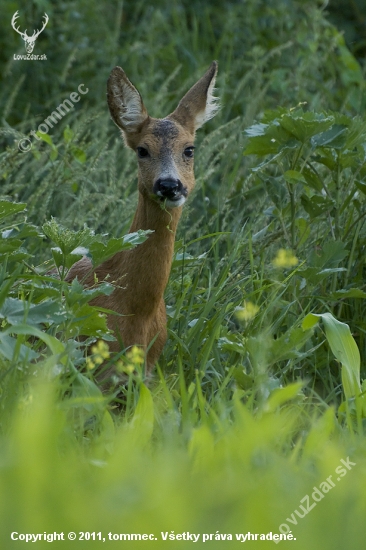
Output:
183 146 195 158
137 146 149 158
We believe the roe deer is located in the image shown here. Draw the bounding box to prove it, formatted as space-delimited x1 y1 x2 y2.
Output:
66 61 219 383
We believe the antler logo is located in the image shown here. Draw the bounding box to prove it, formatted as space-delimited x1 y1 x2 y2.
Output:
11 11 49 54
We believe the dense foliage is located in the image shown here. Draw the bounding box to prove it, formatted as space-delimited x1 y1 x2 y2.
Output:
1 1 366 548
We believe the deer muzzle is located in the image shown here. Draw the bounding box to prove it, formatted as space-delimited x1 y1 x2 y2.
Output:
153 178 187 207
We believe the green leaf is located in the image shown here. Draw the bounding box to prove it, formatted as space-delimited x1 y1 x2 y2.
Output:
0 201 26 221
310 125 348 149
65 303 111 338
330 289 366 300
308 241 348 269
354 180 366 196
122 230 154 246
2 324 65 357
218 336 246 354
88 231 153 266
128 384 154 446
72 147 86 164
43 219 94 256
302 312 360 398
36 132 54 146
284 170 307 185
301 194 334 218
0 334 38 362
0 297 67 327
265 382 305 412
63 126 74 143
279 112 334 143
52 248 83 270
65 278 114 307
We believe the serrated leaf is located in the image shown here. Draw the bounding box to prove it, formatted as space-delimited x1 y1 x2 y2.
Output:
65 303 110 338
279 112 334 143
310 125 348 149
66 278 114 307
0 201 26 221
43 219 94 255
88 231 152 266
0 297 67 326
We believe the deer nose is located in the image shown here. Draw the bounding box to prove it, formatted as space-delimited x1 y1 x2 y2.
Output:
154 178 184 200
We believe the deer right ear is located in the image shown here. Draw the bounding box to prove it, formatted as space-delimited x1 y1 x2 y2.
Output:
107 67 149 134
170 61 219 133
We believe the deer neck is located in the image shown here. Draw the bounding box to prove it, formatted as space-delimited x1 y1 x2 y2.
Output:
129 191 181 235
107 191 182 312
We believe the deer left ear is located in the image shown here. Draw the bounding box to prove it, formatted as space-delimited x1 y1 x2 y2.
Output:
170 61 219 132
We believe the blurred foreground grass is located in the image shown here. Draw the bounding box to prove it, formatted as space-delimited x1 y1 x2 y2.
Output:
1 378 365 549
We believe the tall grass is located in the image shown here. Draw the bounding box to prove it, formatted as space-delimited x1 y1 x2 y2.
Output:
1 0 366 547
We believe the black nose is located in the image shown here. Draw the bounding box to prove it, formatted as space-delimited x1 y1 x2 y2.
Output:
154 178 184 200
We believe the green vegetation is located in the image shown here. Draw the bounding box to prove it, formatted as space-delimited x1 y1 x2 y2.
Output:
1 0 366 548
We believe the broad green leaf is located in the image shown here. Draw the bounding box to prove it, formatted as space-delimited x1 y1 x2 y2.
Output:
0 201 26 221
355 180 366 196
0 239 22 254
310 125 348 149
65 303 110 338
122 230 154 246
0 297 67 326
301 194 334 218
2 223 40 239
43 219 94 255
2 323 65 356
0 333 38 361
279 112 334 143
51 247 84 270
65 278 114 307
218 336 246 354
302 312 360 398
284 170 307 185
269 327 312 364
88 231 153 266
308 240 348 269
330 289 366 300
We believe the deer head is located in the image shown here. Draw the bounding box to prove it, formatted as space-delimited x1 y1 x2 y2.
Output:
11 11 49 54
107 62 219 209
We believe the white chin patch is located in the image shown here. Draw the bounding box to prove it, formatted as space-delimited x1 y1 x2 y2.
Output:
165 196 186 208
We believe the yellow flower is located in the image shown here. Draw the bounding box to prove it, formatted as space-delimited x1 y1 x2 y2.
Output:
272 249 298 269
86 357 95 370
235 301 260 321
126 345 145 366
87 340 110 370
91 340 110 359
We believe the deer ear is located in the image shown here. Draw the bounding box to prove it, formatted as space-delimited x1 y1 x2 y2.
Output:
170 61 219 132
107 67 149 133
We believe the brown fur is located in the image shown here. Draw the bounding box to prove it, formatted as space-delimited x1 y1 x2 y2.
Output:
66 62 219 382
